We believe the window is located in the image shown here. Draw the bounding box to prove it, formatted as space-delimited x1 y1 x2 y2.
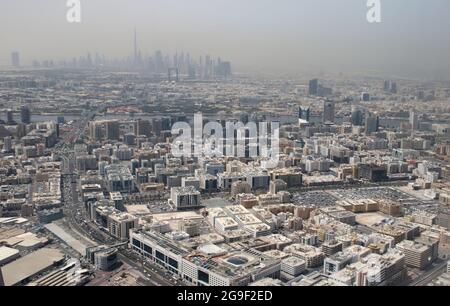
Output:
198 270 209 284
132 238 141 248
155 250 165 261
144 244 152 254
168 257 178 269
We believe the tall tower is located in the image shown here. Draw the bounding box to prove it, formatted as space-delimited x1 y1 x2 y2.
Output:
6 109 14 125
11 51 20 67
20 105 31 124
299 106 310 122
106 120 120 141
309 79 319 96
351 106 363 126
323 100 335 123
134 28 138 66
3 136 12 153
365 113 379 135
410 111 419 132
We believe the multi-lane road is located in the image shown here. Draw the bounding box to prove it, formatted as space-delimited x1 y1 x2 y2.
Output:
57 115 179 286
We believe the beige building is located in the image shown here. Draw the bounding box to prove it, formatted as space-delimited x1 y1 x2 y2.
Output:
107 213 138 240
396 240 432 270
231 181 251 198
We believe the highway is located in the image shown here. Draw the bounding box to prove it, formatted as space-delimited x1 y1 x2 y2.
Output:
61 167 178 286
117 250 180 286
56 114 179 286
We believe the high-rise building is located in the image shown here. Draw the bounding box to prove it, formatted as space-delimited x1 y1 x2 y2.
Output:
16 123 27 138
106 120 120 141
383 81 390 92
351 106 364 126
361 92 370 102
390 82 398 94
323 100 335 123
123 133 136 146
89 121 103 140
134 28 138 66
309 79 319 96
410 111 420 131
154 50 164 73
383 81 398 94
317 85 333 97
20 105 31 124
11 51 20 67
299 106 311 122
6 110 14 125
365 113 379 135
216 61 232 78
136 119 151 137
152 118 163 135
3 136 12 153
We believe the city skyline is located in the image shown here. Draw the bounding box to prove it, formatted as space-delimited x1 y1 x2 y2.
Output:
2 0 450 79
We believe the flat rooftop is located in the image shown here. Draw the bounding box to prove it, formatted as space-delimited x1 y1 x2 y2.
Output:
2 248 65 286
152 211 203 223
45 223 95 255
355 212 390 227
125 204 151 215
0 246 20 263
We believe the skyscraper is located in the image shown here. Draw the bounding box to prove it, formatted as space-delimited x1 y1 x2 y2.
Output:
89 121 103 140
309 79 319 96
410 111 419 131
3 136 12 153
383 80 390 92
154 50 164 73
361 92 370 102
299 106 311 122
6 110 14 125
134 28 138 66
365 113 379 135
351 106 364 126
136 119 151 137
11 51 20 67
384 81 398 94
216 61 232 78
20 105 31 124
106 120 120 141
323 100 335 123
390 82 398 94
16 123 27 139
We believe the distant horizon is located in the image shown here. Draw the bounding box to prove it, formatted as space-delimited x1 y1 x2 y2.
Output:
1 0 450 80
0 61 445 83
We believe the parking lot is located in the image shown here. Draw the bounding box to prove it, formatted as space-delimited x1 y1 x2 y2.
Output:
292 191 338 207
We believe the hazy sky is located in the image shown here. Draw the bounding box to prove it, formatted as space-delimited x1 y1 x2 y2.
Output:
1 0 450 78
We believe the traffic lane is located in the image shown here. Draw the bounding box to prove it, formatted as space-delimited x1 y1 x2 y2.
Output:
117 253 174 287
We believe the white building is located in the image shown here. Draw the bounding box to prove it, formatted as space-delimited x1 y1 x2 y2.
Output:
107 212 138 240
170 186 201 210
281 256 306 279
130 230 281 286
214 217 239 233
